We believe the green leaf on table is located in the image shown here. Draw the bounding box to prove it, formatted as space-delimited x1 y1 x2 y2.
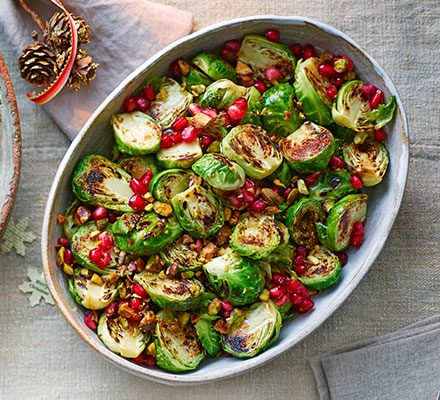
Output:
19 266 54 307
0 217 37 256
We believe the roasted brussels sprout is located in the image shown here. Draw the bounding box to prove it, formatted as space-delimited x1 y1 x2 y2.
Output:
111 212 183 256
62 200 80 239
149 78 193 128
195 317 222 357
343 141 389 186
299 246 342 290
242 86 262 125
316 193 368 251
280 121 335 173
230 212 281 260
237 35 296 83
261 83 303 137
111 111 162 155
192 153 246 191
181 66 212 95
97 313 146 358
160 237 204 272
222 301 282 358
156 140 203 169
192 52 237 82
332 80 396 132
72 155 134 212
203 252 264 306
267 160 293 187
149 169 194 203
221 124 282 179
198 79 247 109
171 185 224 238
293 57 333 126
285 198 323 248
69 271 119 310
134 271 205 310
118 155 161 178
309 170 357 202
266 244 295 268
155 310 205 372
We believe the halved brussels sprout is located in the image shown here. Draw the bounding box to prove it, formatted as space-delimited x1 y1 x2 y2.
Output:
237 35 296 83
156 140 203 169
181 66 212 95
155 310 205 372
111 111 162 155
299 246 342 290
221 124 282 179
160 237 204 272
285 198 323 249
171 185 224 238
118 155 161 179
111 212 183 256
149 78 193 128
309 170 357 202
195 317 221 357
267 160 293 187
69 272 119 310
72 155 134 212
134 271 205 310
71 223 119 274
192 52 237 82
230 213 281 260
316 193 368 251
62 200 80 239
266 244 295 268
261 82 303 137
192 153 245 191
97 313 146 358
198 79 247 109
242 86 262 125
280 121 335 173
149 169 194 203
343 141 389 186
222 301 282 358
293 57 333 126
203 252 264 306
332 80 397 132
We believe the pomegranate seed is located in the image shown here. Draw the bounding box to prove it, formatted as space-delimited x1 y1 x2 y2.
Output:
272 273 287 286
172 117 189 131
221 300 233 311
326 85 338 101
269 286 285 299
169 59 180 76
290 293 303 305
220 47 235 62
58 237 70 248
370 89 384 109
291 43 302 58
248 198 266 212
130 178 147 196
136 97 150 112
132 283 148 299
361 83 377 100
233 97 248 111
129 194 148 211
294 265 307 275
93 206 107 220
286 279 302 294
107 212 117 223
265 29 280 42
241 189 254 203
89 248 111 269
133 354 145 364
143 85 155 101
227 194 244 209
144 355 156 367
274 293 290 307
106 302 118 317
329 155 345 169
64 249 74 265
123 96 137 113
296 247 308 258
201 108 218 119
222 309 231 318
333 77 344 88
265 66 282 82
227 104 246 122
318 63 339 78
98 232 114 252
293 256 305 267
244 179 255 190
188 103 202 116
282 187 292 199
140 170 153 188
171 131 183 145
200 135 214 148
353 221 365 236
305 172 321 186
84 311 98 330
302 44 315 59
351 234 363 247
350 174 363 189
254 81 266 94
128 313 143 324
181 126 198 143
342 55 354 71
296 297 314 313
224 39 241 52
160 134 173 149
129 297 142 310
374 128 387 143
335 252 348 266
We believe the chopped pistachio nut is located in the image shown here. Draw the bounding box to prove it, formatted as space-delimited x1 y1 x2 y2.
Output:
192 112 213 129
207 298 222 316
90 273 103 285
178 312 190 326
297 179 309 195
153 201 173 217
259 289 270 302
145 203 154 212
181 271 194 279
146 342 156 356
323 201 335 213
354 132 368 144
118 302 134 318
63 264 74 276
224 207 232 221
287 188 300 205
235 60 253 75
158 270 167 279
206 140 221 153
177 58 190 75
273 178 286 188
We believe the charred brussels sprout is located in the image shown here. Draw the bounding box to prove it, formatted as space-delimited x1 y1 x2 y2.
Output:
72 155 134 212
299 246 342 290
293 57 333 126
222 301 282 358
230 212 281 260
62 200 80 239
111 111 162 155
261 83 303 137
111 212 183 256
134 271 205 310
203 252 264 306
332 80 396 132
155 310 205 372
160 237 204 272
192 153 245 191
181 66 212 96
237 35 296 83
343 141 389 187
97 313 146 358
195 317 222 357
285 198 323 249
118 155 161 178
156 140 203 169
171 185 224 238
280 121 335 173
221 124 282 179
309 170 357 202
198 79 247 109
242 86 262 125
192 52 237 82
149 78 193 128
149 169 194 203
316 193 368 251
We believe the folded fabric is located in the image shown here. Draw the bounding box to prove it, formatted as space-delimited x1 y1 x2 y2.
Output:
0 0 193 140
309 314 440 400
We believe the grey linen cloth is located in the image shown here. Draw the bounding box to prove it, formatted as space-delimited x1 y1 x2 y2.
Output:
310 315 440 400
0 0 193 139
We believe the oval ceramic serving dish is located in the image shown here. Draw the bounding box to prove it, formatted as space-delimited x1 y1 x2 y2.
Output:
42 16 409 385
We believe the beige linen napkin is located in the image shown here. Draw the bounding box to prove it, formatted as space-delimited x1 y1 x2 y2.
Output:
0 0 193 139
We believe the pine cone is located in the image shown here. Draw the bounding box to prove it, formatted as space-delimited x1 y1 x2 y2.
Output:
18 32 57 86
43 12 90 51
